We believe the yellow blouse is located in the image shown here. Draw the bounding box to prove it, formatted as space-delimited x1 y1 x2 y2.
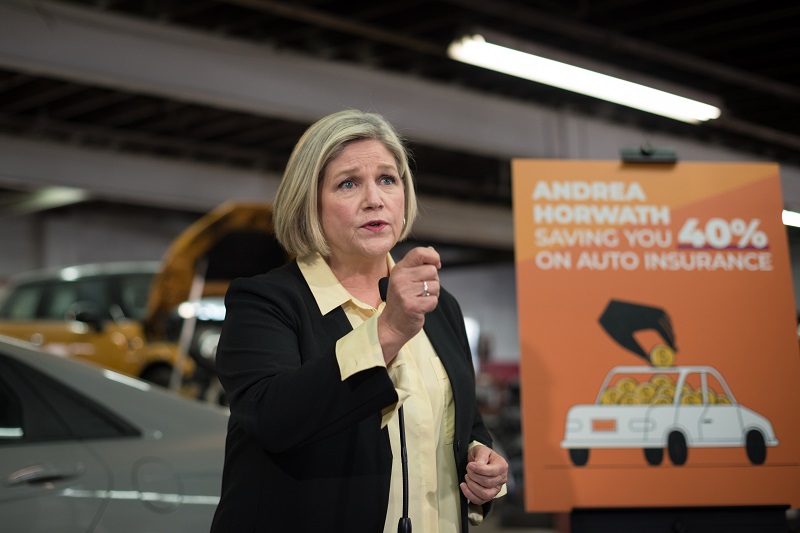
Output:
298 253 463 532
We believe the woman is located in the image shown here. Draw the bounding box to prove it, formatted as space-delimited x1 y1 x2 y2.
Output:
210 109 507 533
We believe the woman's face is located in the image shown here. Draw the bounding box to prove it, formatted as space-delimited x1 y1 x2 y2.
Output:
319 139 405 266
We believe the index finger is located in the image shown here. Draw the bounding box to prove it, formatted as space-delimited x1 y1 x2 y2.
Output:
400 246 441 269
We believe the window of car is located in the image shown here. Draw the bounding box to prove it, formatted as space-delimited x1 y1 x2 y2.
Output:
44 278 113 320
116 273 155 320
0 378 23 439
0 354 140 444
0 271 156 323
43 281 82 319
0 284 44 320
704 372 733 405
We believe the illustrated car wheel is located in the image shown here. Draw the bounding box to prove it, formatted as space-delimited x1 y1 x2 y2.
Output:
667 431 687 466
569 448 589 466
644 447 663 466
745 430 767 465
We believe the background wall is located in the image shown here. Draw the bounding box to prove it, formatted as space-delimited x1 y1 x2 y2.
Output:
440 263 519 362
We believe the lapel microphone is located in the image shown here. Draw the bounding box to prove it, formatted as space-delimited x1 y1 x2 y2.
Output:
378 277 412 533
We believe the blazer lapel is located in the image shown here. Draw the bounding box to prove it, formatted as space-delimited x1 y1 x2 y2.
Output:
423 305 474 444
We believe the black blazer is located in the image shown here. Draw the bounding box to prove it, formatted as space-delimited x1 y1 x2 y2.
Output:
210 260 492 532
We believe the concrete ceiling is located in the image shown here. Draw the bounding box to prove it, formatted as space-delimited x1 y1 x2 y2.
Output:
1 0 799 253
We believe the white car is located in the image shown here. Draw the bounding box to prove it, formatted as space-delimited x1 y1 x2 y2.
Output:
0 335 228 532
561 365 778 466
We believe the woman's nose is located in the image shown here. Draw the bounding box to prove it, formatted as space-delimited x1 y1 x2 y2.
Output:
363 181 383 208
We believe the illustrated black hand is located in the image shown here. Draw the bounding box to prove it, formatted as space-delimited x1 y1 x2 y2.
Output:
598 299 676 362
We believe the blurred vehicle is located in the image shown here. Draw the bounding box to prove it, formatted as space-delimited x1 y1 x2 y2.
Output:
167 296 227 404
0 202 289 397
147 201 289 402
0 261 192 386
561 365 778 466
0 335 227 532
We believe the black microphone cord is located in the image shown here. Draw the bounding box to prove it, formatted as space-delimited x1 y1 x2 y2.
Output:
379 277 412 533
397 405 411 533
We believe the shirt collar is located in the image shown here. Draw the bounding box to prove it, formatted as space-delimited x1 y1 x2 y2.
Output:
297 252 395 315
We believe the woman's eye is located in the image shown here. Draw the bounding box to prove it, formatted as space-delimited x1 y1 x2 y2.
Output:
380 176 397 185
339 179 355 189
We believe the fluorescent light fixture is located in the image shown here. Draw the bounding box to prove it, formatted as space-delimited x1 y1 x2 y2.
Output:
448 34 721 124
783 209 800 228
4 186 90 217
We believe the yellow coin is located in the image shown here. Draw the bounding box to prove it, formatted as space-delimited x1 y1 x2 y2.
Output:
650 374 673 388
601 388 621 404
680 392 702 404
649 344 675 367
706 390 717 404
616 377 638 393
716 394 731 405
635 383 656 402
651 394 673 405
619 392 641 405
656 383 675 399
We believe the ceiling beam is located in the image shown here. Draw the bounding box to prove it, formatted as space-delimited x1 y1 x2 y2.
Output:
0 1 799 215
0 133 514 247
0 0 561 160
218 0 443 56
0 133 277 212
3 0 799 162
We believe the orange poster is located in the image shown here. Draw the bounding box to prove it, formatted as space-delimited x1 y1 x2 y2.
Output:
512 160 800 512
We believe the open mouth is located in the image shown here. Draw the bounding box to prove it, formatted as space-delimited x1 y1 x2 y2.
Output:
363 221 387 228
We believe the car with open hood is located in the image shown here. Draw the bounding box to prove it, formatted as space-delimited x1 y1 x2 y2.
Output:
0 201 289 392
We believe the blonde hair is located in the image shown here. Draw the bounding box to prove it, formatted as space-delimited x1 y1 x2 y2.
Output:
273 109 417 257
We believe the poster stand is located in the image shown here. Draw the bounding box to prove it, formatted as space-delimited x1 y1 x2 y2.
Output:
570 505 789 533
563 148 787 533
514 158 799 522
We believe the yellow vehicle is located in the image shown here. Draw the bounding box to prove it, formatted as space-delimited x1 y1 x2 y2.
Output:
146 201 290 401
0 261 189 386
0 201 289 395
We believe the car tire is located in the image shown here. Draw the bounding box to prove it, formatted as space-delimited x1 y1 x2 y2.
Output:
644 447 663 466
141 366 173 388
667 431 688 466
569 448 589 466
745 430 767 465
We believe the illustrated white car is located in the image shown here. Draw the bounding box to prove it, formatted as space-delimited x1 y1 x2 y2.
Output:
0 335 228 532
561 365 778 466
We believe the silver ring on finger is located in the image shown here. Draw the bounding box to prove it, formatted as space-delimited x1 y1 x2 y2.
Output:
422 280 430 297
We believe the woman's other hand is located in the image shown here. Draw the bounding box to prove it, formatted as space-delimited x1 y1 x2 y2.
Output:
377 246 441 363
459 445 509 506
